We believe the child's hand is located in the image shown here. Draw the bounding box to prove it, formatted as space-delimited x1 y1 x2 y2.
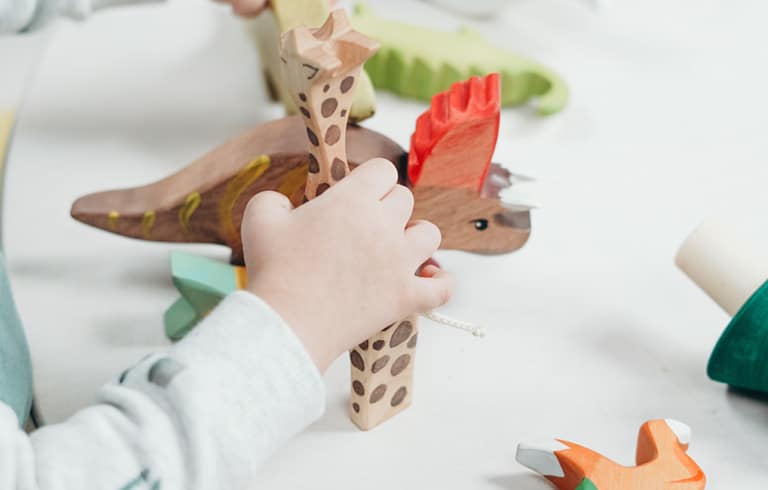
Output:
216 0 268 17
242 158 454 371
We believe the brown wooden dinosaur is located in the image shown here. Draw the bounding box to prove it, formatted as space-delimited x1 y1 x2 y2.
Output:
71 80 532 264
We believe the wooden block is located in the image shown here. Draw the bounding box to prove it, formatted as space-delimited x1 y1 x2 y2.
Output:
246 0 378 122
516 419 706 490
164 252 244 339
351 4 568 115
348 317 418 430
676 218 768 392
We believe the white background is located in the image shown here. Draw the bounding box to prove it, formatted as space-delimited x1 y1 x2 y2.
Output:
3 0 768 487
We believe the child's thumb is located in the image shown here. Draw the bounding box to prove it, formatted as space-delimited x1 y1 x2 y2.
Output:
244 191 294 223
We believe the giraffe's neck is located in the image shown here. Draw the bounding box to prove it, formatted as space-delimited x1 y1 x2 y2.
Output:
298 67 361 200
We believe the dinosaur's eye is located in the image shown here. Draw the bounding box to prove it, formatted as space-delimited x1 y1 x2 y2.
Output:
473 219 489 231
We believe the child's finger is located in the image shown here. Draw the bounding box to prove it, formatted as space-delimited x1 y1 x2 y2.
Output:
404 220 441 270
342 158 398 200
411 269 455 312
244 191 294 224
381 184 414 226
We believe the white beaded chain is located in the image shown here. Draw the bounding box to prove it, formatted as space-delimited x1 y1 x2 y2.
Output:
421 310 486 337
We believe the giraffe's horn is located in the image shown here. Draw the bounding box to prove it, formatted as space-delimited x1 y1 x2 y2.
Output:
515 440 569 478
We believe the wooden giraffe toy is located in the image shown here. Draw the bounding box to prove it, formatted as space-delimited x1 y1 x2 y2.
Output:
516 419 706 490
279 8 419 430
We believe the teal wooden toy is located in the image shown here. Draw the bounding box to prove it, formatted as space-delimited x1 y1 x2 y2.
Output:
165 252 245 340
351 4 568 115
677 218 768 393
0 110 34 427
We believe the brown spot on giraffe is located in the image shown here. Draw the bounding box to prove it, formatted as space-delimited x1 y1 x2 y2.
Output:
321 98 338 117
299 93 307 102
300 107 311 119
340 109 347 117
372 355 390 373
308 154 320 173
352 380 365 396
325 125 341 145
390 321 414 348
331 158 346 181
316 183 330 196
358 340 369 350
407 333 418 348
323 84 330 92
306 127 319 146
370 384 387 403
340 76 355 93
391 354 411 376
350 350 364 371
373 340 385 350
391 387 407 407
352 402 360 413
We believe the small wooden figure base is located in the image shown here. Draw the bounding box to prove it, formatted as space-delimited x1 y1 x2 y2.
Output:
348 317 418 430
516 419 706 490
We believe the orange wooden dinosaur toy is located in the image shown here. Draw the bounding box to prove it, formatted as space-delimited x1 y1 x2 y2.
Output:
516 419 706 490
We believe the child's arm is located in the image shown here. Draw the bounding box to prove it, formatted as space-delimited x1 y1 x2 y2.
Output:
0 0 267 34
1 0 164 34
0 159 452 489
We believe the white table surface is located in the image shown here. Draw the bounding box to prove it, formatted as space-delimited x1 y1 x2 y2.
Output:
3 0 768 487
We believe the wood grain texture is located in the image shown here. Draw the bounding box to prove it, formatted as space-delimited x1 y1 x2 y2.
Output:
348 318 418 430
70 117 403 264
352 4 568 115
516 419 706 490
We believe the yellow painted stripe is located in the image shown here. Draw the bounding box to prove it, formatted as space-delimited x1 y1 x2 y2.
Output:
107 211 120 230
234 265 248 290
277 162 309 201
219 155 271 243
142 210 156 238
178 192 201 235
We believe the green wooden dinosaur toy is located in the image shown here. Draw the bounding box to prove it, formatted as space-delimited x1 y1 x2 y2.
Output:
351 3 569 115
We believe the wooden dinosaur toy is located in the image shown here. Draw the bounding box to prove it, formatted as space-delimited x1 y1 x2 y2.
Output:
351 3 569 115
246 0 378 122
279 8 421 430
516 419 706 490
676 217 768 393
70 74 534 264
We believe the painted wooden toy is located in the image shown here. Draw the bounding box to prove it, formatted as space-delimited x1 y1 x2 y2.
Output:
676 217 768 393
516 419 706 490
351 4 568 115
247 0 378 122
70 76 534 264
280 8 421 430
0 110 34 428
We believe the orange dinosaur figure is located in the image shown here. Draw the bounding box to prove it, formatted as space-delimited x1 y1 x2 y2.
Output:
516 419 706 490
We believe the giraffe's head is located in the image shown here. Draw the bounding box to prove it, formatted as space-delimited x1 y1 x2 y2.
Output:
408 73 535 254
279 9 379 105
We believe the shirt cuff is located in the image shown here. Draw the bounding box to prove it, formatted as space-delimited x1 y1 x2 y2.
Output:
166 290 325 463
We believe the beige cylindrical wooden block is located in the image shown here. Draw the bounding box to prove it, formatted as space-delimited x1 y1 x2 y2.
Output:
676 217 768 316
